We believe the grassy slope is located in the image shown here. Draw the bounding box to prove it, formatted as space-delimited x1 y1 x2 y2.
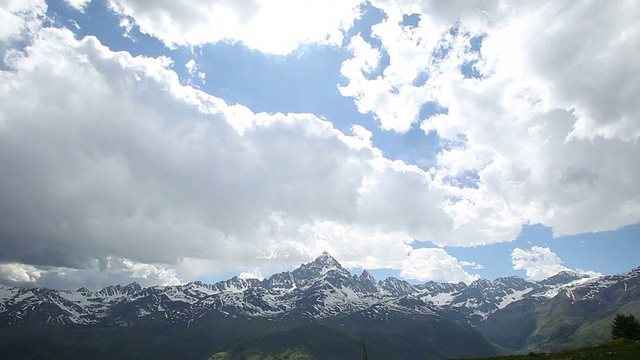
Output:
521 299 640 352
463 338 640 360
477 291 640 353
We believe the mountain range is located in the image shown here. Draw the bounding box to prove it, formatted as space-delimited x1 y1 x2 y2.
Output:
1 252 639 359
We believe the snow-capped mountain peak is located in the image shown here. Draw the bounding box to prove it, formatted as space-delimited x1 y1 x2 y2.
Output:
538 270 590 286
0 253 634 331
288 252 350 286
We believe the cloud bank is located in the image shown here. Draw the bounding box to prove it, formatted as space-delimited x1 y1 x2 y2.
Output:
0 1 637 288
341 0 640 244
0 8 459 288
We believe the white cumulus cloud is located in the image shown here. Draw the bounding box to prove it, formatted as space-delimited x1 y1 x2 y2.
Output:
511 246 570 281
511 246 601 281
2 0 632 289
238 269 264 281
339 1 640 245
0 0 45 43
400 248 480 284
63 0 91 12
0 263 43 283
0 18 464 288
184 58 206 85
107 0 364 54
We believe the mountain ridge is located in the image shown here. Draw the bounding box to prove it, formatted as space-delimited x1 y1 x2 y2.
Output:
0 253 639 357
0 252 629 326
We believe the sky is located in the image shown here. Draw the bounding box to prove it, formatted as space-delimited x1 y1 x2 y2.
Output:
0 0 639 290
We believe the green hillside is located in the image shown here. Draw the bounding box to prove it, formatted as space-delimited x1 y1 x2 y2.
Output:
476 285 640 353
466 338 640 360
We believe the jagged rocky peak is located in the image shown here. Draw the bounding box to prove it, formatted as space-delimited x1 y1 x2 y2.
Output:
262 271 296 290
314 251 341 267
298 252 344 273
539 270 590 286
359 269 376 281
417 280 467 293
289 252 350 286
213 276 260 292
469 278 493 289
380 277 417 297
124 282 142 293
354 269 381 293
492 276 534 290
258 252 348 290
99 282 141 296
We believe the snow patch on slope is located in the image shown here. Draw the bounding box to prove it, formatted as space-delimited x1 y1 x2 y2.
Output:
496 288 533 309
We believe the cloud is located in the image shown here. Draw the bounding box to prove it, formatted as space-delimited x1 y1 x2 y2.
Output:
0 258 181 289
0 263 42 284
460 261 484 270
0 0 45 43
238 269 264 281
400 248 480 284
2 1 634 289
510 246 601 281
339 1 640 243
511 246 571 281
106 0 364 54
0 18 463 288
63 0 91 12
184 58 206 85
339 8 439 132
